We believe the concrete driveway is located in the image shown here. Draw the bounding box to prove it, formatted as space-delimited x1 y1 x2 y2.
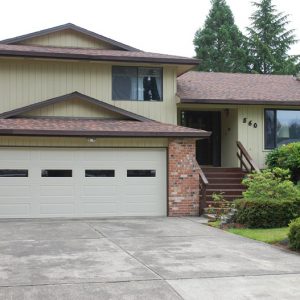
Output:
0 217 300 299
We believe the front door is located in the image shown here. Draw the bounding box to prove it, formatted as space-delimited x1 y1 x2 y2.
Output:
182 111 221 166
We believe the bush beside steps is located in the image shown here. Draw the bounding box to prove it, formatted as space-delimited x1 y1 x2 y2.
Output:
289 217 300 250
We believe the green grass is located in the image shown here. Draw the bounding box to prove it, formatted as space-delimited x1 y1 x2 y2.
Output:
227 227 289 244
208 220 221 228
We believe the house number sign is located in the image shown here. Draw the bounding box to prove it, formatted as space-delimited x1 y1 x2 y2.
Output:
243 118 257 128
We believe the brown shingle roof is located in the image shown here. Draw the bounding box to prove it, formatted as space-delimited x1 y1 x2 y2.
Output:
177 71 300 105
0 118 210 138
0 44 199 65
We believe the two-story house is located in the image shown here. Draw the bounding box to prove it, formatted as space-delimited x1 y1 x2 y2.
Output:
0 24 299 219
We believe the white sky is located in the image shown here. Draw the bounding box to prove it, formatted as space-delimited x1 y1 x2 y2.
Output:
0 0 299 57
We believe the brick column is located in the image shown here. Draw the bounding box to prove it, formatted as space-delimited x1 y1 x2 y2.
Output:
168 138 200 216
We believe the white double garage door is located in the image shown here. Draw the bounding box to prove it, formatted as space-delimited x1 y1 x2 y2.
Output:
0 148 167 218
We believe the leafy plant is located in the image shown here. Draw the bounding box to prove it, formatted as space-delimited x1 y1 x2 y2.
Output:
242 168 300 201
207 192 232 220
288 217 300 250
266 142 300 183
234 198 300 228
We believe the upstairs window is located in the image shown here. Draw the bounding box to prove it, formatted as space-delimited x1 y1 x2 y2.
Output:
112 66 162 101
264 109 300 149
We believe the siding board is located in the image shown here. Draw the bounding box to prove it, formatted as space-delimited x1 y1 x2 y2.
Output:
0 137 168 148
0 58 177 124
20 30 121 50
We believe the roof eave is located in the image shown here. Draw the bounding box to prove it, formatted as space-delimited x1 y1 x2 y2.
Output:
0 129 211 138
0 51 199 66
180 98 300 106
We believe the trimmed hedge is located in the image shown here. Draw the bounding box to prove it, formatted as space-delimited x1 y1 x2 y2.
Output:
234 198 300 228
289 217 300 250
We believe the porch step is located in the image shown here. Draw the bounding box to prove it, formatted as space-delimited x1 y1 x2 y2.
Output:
206 189 245 196
206 173 246 179
200 167 247 215
207 183 246 189
206 195 243 202
204 207 232 214
207 178 244 184
202 167 246 173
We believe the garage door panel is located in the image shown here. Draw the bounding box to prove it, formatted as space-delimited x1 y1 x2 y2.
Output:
81 185 118 196
0 151 30 161
0 148 167 218
0 186 31 197
37 151 76 161
39 186 74 197
79 196 117 203
39 204 75 216
80 202 118 215
39 196 75 204
0 204 31 217
121 184 158 196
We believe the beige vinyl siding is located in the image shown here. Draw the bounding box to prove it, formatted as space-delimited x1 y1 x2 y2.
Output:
19 29 121 50
0 58 177 124
221 108 238 167
237 105 300 168
0 137 168 148
178 103 300 169
25 98 124 119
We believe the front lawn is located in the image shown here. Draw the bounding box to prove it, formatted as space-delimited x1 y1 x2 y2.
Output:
227 227 289 244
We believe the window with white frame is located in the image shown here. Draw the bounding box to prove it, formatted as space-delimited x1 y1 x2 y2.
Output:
112 66 162 101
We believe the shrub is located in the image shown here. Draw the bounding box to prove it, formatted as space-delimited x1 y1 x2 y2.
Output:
234 198 300 228
242 168 300 201
266 142 300 183
288 217 300 250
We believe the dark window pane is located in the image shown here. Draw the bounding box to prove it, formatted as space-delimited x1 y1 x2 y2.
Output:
276 110 300 146
138 67 162 101
41 170 72 177
127 170 156 177
112 66 137 100
85 170 115 177
264 110 275 149
0 169 28 177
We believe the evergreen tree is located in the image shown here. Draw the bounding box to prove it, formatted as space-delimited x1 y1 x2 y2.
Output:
248 0 299 74
193 0 249 73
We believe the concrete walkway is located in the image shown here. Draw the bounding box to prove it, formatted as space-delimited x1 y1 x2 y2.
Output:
0 217 299 299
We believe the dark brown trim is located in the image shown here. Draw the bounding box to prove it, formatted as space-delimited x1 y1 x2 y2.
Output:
0 91 152 122
180 98 300 106
0 48 199 66
0 23 140 52
0 129 211 138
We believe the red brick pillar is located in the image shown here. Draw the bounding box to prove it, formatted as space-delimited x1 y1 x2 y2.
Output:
168 138 200 216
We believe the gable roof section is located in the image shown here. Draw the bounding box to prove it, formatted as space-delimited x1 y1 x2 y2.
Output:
0 92 151 122
0 23 140 51
0 118 210 138
177 71 300 105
